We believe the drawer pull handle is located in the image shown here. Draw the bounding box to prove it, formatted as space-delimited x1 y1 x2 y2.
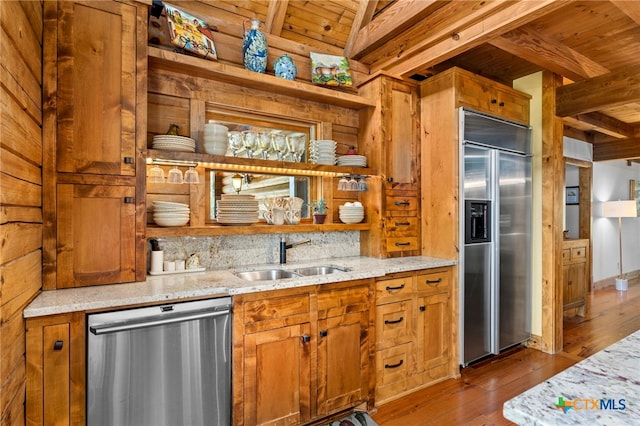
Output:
394 201 410 206
386 284 405 291
320 330 328 337
385 360 404 369
384 316 404 325
394 221 410 226
53 340 64 351
425 278 442 285
301 335 311 343
123 156 134 164
395 242 411 246
124 197 134 204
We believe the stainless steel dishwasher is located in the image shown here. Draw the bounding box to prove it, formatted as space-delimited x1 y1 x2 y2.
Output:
87 297 232 426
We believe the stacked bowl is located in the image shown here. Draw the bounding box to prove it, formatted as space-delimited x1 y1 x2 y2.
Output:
339 202 364 224
203 123 229 155
153 201 190 227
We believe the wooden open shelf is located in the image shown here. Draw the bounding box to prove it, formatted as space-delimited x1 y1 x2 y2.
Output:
147 149 375 176
147 222 370 238
148 46 376 110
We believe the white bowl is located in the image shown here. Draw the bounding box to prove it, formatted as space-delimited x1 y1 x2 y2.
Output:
340 216 364 224
204 143 228 155
153 216 190 227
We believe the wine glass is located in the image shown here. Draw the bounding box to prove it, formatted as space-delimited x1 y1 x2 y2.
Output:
287 133 306 162
242 131 258 159
148 165 165 183
184 167 199 184
271 132 289 160
228 131 243 157
167 166 183 184
256 132 272 159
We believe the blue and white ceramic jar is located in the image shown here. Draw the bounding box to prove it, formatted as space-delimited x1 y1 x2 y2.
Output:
273 54 297 80
242 19 268 73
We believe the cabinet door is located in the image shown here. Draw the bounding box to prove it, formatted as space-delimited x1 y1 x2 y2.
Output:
317 311 369 416
26 313 86 426
382 78 420 190
55 1 138 176
564 262 586 308
243 323 312 426
416 292 450 371
57 183 137 287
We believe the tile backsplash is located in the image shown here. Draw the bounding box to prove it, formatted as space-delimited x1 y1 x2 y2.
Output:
149 231 360 271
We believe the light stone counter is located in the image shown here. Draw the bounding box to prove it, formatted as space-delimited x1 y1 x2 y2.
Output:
24 256 455 318
503 329 640 425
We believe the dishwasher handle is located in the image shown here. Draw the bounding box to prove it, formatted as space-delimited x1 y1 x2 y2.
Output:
89 309 230 335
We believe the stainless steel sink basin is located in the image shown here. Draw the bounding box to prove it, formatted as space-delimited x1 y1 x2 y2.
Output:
293 266 348 276
235 269 301 281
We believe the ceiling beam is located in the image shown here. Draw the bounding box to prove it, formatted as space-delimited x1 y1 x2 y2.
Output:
563 112 636 139
345 0 442 59
611 0 640 25
384 0 566 78
265 0 288 36
593 138 640 162
344 0 378 56
488 26 609 81
556 65 640 117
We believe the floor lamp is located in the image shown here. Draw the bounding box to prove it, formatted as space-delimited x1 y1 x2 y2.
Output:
602 200 638 291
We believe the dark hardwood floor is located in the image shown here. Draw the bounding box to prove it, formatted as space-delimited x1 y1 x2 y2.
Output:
371 279 640 425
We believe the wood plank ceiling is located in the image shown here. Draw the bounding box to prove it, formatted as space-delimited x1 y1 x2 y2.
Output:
194 0 640 162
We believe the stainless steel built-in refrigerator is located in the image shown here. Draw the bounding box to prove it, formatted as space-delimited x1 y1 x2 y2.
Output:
459 109 532 366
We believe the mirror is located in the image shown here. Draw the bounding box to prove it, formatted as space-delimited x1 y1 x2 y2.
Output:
208 170 312 221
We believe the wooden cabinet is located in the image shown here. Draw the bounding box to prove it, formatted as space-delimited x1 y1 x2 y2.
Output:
233 280 374 425
562 239 589 316
360 76 421 258
25 313 86 425
421 67 530 261
43 0 147 288
374 267 454 405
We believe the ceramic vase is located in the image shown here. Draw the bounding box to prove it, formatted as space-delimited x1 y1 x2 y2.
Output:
274 54 297 80
242 19 268 73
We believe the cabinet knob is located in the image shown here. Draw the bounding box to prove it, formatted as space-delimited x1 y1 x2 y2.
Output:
491 99 497 104
384 316 404 325
384 359 404 369
123 156 134 164
419 306 426 312
301 335 311 343
53 340 64 350
320 330 328 337
499 102 505 107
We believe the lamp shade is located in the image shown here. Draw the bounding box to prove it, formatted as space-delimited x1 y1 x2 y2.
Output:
602 200 637 218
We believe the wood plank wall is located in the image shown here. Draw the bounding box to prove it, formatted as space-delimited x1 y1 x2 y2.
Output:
0 1 44 424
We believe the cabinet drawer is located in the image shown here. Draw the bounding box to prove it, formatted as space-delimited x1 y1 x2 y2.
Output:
386 237 419 252
375 342 413 387
317 284 369 319
244 294 310 324
562 249 571 262
385 196 418 213
416 269 450 294
385 217 419 237
376 300 413 349
376 276 413 304
571 247 586 260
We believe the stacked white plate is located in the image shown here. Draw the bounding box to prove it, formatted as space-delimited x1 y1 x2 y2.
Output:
339 202 365 224
203 123 229 155
337 155 367 167
309 140 336 165
153 201 190 227
216 194 259 225
152 135 196 153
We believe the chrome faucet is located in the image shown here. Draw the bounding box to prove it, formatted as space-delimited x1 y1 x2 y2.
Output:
279 236 311 264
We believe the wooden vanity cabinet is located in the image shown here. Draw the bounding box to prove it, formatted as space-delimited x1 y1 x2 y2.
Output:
43 0 147 289
562 239 589 316
233 279 374 425
374 267 454 405
25 312 86 425
360 76 421 258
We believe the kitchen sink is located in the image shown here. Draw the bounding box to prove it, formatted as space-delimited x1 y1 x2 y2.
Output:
293 266 348 276
234 269 301 281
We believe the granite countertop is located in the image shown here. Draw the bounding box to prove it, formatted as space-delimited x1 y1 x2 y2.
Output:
503 329 640 425
24 255 455 318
